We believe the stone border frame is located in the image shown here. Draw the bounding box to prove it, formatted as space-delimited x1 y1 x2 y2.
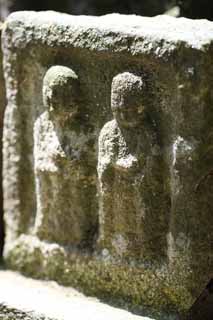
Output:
2 11 213 318
3 11 213 243
2 11 174 245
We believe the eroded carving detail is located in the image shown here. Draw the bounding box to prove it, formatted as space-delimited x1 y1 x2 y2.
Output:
34 65 97 247
97 72 168 262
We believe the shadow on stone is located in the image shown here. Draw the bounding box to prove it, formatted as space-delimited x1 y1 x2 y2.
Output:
182 279 213 320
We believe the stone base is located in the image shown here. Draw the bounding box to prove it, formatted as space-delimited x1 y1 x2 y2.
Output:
4 235 191 319
0 269 154 320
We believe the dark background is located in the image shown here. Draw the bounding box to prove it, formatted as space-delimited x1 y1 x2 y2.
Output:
0 0 213 21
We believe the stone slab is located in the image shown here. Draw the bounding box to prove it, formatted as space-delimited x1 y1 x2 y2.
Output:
2 11 213 318
0 270 152 320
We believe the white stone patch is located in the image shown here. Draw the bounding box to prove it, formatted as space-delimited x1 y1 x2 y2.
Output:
178 84 184 90
34 112 64 173
187 67 195 76
0 270 153 320
97 119 117 177
8 11 213 53
112 234 128 256
34 111 91 173
115 154 138 171
172 136 192 167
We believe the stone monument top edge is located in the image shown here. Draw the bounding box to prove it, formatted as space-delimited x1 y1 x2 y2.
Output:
3 11 213 51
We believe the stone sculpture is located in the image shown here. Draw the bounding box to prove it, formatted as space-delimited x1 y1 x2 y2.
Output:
34 65 97 247
4 12 213 317
98 72 167 262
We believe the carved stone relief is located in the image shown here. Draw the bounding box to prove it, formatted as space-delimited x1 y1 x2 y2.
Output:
3 12 213 317
34 65 98 247
97 72 168 262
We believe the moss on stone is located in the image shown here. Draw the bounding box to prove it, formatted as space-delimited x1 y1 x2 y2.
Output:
5 236 193 320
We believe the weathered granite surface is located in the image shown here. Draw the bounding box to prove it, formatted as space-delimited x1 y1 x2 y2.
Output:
0 22 6 259
34 65 97 246
97 71 168 263
2 11 213 319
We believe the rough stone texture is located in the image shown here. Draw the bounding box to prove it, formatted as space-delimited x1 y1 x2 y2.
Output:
2 11 213 319
98 72 169 262
0 305 54 320
34 65 97 246
0 22 6 259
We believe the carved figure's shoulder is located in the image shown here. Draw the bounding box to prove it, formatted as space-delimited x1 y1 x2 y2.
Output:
99 119 119 143
34 111 53 135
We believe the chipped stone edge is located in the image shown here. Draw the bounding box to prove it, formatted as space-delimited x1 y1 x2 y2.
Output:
2 11 213 57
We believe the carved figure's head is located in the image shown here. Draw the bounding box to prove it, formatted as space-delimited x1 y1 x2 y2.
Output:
43 66 79 119
111 72 145 128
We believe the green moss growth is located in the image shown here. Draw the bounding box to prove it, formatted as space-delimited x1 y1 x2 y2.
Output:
5 236 193 320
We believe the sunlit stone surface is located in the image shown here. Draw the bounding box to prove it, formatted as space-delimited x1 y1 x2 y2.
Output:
2 11 213 319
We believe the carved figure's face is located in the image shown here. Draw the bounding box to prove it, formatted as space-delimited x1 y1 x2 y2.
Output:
43 66 79 120
112 99 145 128
111 72 145 128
